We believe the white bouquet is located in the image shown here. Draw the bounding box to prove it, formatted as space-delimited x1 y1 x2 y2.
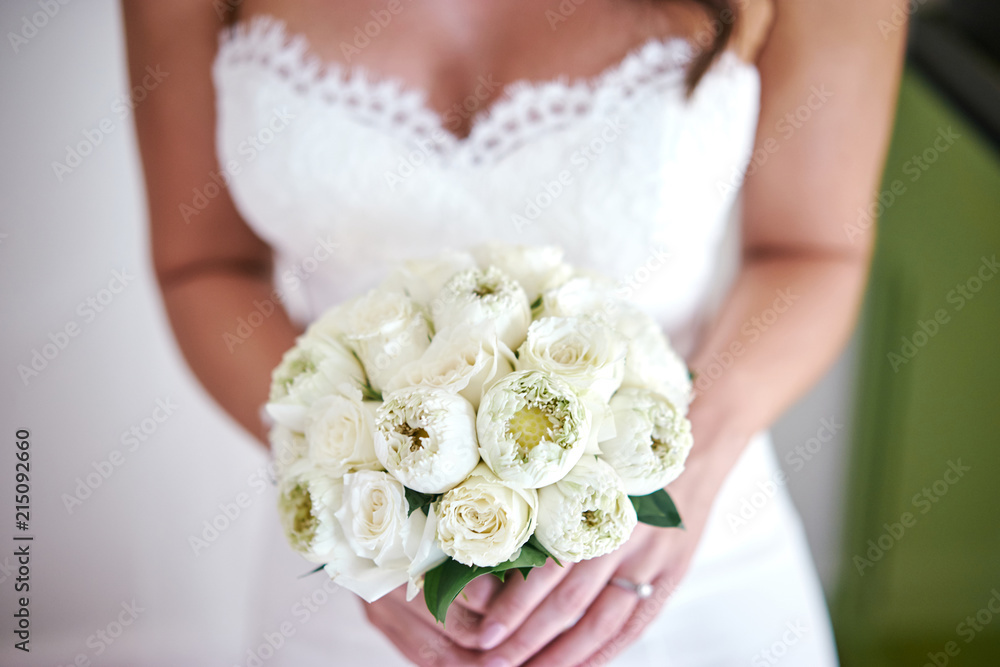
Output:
266 243 692 622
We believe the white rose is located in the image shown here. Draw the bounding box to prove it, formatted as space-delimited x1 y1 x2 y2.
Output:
386 324 516 410
381 250 478 307
471 242 573 304
534 456 637 562
303 386 382 478
435 463 538 567
267 335 367 432
516 316 626 403
615 308 692 409
432 267 531 350
599 387 693 495
325 471 446 602
477 370 592 488
343 288 432 393
374 386 480 494
276 465 340 563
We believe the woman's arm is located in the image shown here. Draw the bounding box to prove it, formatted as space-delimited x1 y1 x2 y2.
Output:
122 1 298 443
374 1 908 665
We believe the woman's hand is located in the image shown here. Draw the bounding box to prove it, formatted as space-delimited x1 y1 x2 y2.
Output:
362 416 737 667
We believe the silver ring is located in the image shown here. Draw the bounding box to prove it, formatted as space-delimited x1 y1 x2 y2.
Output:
609 577 654 599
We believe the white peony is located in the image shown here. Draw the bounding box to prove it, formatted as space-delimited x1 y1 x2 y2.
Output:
303 386 382 478
515 316 626 403
431 267 531 351
267 335 367 432
471 242 573 303
342 288 432 393
385 324 516 410
276 465 340 563
477 370 592 488
381 250 478 308
435 463 538 567
534 456 637 562
326 470 446 602
374 386 480 494
599 387 693 495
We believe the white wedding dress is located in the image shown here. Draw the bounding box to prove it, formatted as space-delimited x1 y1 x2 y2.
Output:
213 16 839 666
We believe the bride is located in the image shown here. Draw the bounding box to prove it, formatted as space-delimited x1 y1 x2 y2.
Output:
122 0 904 664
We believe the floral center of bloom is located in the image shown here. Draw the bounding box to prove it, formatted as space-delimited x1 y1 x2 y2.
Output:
582 509 602 527
395 423 429 452
285 483 318 547
508 405 558 458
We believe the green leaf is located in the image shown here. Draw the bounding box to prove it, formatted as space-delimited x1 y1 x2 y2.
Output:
530 295 543 310
526 535 562 567
359 381 383 402
630 489 684 529
423 543 549 624
687 367 695 382
404 488 437 517
298 563 326 579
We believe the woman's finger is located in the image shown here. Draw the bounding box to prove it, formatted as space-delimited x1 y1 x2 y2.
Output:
365 594 483 667
478 553 624 666
454 572 503 615
589 575 678 666
476 559 574 649
382 586 485 650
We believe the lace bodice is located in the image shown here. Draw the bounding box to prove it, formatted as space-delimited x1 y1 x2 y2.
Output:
212 16 761 355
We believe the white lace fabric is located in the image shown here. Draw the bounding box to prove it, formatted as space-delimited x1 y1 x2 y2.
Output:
212 14 761 355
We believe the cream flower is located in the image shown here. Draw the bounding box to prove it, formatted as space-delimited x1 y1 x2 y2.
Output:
515 316 626 403
276 465 340 563
381 250 478 308
471 242 573 303
267 335 367 432
268 425 309 481
615 308 692 409
599 387 693 495
325 470 446 602
374 386 480 494
432 267 531 350
477 370 592 488
435 463 538 567
534 456 637 562
342 288 432 393
303 387 382 478
385 324 516 410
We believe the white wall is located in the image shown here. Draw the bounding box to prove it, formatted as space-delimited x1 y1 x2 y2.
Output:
0 1 856 662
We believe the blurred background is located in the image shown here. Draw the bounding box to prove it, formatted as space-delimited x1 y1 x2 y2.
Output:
0 0 996 665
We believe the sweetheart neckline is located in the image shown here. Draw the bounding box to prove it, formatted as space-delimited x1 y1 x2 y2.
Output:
217 14 758 153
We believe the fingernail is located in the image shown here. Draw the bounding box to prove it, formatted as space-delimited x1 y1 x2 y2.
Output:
484 657 510 667
480 622 507 650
